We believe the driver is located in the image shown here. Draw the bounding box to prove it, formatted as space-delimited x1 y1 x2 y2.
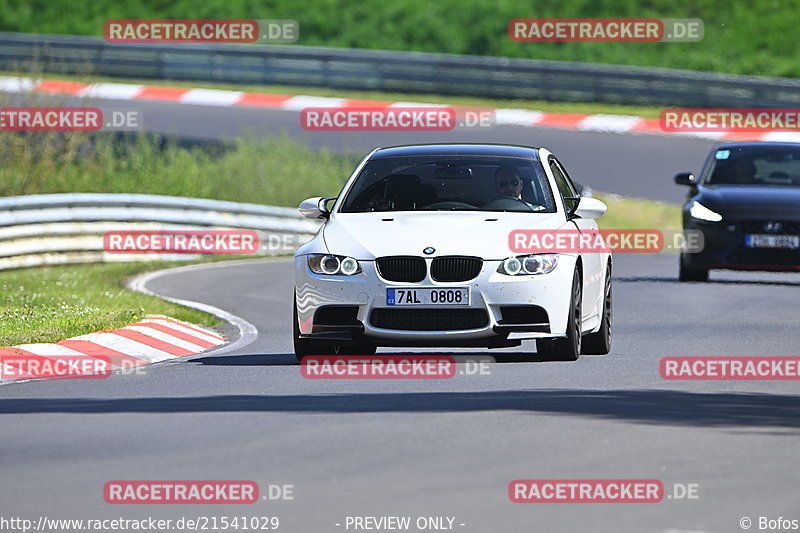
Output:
495 165 523 199
729 158 756 184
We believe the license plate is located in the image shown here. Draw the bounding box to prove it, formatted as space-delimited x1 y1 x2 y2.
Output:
745 234 800 250
387 288 469 306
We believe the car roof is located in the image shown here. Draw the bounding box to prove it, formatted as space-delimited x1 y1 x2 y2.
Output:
716 141 800 150
370 143 542 160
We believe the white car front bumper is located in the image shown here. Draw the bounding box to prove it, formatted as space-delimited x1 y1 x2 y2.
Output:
294 254 577 347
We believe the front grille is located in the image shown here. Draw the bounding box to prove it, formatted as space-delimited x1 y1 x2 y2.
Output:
430 256 483 282
370 308 488 331
740 220 800 235
376 256 426 282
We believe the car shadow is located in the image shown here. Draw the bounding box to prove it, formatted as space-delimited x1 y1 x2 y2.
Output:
189 353 298 367
1 389 799 432
375 351 587 363
190 351 582 365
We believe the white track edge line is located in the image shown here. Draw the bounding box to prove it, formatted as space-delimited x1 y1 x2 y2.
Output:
127 261 261 356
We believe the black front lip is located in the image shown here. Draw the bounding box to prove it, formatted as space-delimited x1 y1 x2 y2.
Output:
493 324 550 334
301 324 364 342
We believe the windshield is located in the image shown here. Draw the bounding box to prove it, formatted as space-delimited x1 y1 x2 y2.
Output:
705 146 800 186
339 155 556 213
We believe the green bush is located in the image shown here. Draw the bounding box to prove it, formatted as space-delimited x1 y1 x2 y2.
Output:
0 132 360 205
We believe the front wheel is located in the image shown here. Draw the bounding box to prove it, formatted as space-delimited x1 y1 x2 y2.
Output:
536 268 582 361
679 254 709 282
582 265 612 355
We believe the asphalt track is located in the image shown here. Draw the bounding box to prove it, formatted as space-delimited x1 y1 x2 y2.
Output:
2 253 800 532
1 98 799 533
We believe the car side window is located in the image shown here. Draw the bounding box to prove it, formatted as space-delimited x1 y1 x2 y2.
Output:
548 156 578 212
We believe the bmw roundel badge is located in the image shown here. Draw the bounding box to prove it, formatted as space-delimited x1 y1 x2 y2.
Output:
423 247 435 255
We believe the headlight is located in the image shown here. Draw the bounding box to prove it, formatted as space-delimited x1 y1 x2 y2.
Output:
689 201 722 222
497 254 559 276
501 257 522 275
308 254 362 275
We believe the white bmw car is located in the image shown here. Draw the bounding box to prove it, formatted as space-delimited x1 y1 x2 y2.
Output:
293 144 612 361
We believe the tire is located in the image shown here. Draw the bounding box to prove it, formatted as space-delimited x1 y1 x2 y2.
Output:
536 268 582 361
679 254 709 282
293 300 376 362
582 264 612 355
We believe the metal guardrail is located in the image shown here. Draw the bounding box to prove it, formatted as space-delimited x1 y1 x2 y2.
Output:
0 193 321 270
2 31 800 107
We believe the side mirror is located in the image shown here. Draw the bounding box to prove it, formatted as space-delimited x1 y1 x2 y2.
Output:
299 197 335 219
571 197 607 220
674 172 697 186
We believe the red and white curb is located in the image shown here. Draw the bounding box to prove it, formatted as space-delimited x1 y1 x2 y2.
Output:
2 75 799 142
0 314 227 382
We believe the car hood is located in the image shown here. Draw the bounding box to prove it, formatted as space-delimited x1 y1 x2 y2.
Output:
322 211 569 260
699 185 800 214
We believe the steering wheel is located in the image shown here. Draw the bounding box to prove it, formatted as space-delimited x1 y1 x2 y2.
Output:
421 201 477 210
481 196 537 212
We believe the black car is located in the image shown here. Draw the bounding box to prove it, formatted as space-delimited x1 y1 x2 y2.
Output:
675 142 800 282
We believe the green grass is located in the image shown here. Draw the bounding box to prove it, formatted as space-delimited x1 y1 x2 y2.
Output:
0 0 797 78
595 193 681 230
0 262 220 346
